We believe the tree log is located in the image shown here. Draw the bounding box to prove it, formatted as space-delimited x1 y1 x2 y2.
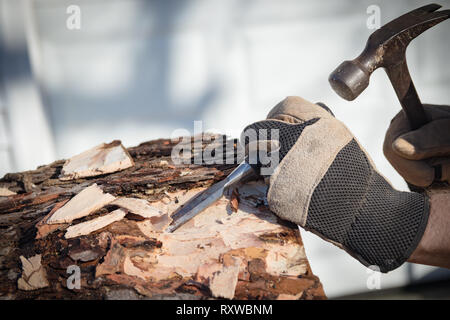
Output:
0 134 326 300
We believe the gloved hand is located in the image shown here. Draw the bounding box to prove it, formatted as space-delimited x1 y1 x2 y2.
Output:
241 96 429 272
383 104 450 188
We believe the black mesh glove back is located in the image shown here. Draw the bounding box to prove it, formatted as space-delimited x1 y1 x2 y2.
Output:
241 96 430 273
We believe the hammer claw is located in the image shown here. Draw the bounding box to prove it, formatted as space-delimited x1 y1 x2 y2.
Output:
414 3 442 14
432 9 450 19
411 3 442 12
383 3 447 31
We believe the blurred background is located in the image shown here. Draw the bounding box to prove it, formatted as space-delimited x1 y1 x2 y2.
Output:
1 0 449 298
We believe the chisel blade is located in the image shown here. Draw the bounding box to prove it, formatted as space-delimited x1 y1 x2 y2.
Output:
165 162 255 233
165 178 227 233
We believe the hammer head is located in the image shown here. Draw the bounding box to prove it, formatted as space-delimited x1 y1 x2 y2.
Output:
329 4 450 101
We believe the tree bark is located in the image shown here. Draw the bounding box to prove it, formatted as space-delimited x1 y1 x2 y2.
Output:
0 135 326 300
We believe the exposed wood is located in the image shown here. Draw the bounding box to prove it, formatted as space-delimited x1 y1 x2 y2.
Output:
209 264 240 299
0 134 326 300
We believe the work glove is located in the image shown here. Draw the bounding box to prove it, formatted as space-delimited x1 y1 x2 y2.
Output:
383 104 450 188
241 96 429 273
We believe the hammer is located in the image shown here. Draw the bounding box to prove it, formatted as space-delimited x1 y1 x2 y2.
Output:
329 3 449 130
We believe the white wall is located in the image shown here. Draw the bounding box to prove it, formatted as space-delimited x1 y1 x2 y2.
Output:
0 0 56 174
1 0 450 297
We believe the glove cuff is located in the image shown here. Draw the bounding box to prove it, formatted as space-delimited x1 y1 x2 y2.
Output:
345 169 429 272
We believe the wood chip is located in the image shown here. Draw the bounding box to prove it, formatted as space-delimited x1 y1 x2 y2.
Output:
47 184 115 224
112 197 163 219
59 140 134 180
230 189 239 213
65 209 127 239
17 255 49 291
0 187 16 197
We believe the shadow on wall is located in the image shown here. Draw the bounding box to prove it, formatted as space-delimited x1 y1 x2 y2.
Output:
42 0 225 156
0 47 34 172
35 0 369 158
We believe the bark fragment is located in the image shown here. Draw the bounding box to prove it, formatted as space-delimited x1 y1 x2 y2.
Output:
17 255 49 291
65 209 127 239
35 199 70 239
59 140 134 180
46 184 115 224
230 188 239 213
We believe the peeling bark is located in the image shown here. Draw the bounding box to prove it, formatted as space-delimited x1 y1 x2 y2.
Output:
0 135 326 300
59 140 134 180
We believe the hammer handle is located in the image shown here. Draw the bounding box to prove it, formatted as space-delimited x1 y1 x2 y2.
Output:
385 59 428 130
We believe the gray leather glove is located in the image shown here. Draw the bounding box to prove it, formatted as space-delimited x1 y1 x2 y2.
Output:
241 96 429 272
384 104 450 188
